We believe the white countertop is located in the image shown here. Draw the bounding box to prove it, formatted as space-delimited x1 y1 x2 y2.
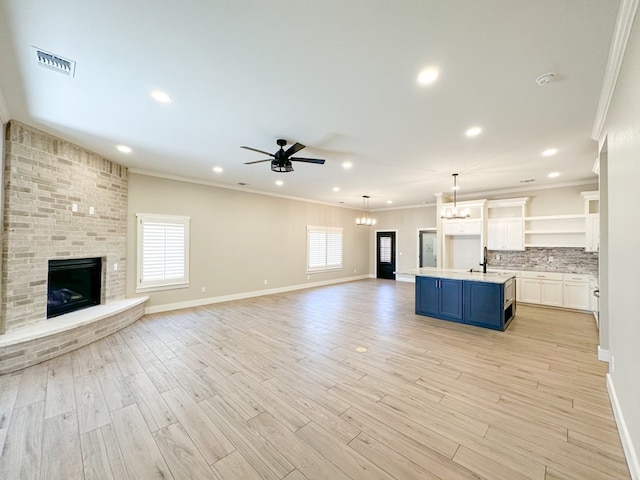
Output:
400 267 515 284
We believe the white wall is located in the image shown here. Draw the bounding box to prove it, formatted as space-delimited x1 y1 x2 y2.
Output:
127 173 371 310
600 6 640 474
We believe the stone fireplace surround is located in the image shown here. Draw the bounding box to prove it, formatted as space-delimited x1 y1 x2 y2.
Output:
0 122 145 374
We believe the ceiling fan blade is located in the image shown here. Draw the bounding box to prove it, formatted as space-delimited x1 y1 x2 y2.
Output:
244 159 272 165
284 142 305 157
241 146 275 157
290 157 326 164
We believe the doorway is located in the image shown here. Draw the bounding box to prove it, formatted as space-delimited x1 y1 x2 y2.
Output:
419 230 437 267
376 231 396 280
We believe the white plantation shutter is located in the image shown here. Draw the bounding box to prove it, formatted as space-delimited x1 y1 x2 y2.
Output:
137 214 190 291
326 230 342 267
307 226 343 272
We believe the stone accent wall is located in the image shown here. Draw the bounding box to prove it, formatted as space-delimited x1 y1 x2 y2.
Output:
1 122 128 334
488 247 598 275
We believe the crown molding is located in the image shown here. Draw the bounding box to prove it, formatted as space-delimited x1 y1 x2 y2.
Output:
592 0 639 140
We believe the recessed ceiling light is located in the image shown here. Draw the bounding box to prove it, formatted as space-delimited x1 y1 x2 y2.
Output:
386 200 393 204
542 148 558 157
151 90 171 103
417 67 439 86
333 186 340 192
212 166 223 173
342 161 352 170
548 172 560 178
275 180 284 186
465 126 482 137
116 145 131 153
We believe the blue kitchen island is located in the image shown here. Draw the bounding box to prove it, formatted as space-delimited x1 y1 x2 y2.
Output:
403 268 516 331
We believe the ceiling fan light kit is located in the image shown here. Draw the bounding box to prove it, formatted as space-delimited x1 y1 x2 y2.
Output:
441 173 470 219
241 138 325 173
356 195 377 226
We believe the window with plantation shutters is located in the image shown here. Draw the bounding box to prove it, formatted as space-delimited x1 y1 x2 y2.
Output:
136 214 190 292
307 226 343 272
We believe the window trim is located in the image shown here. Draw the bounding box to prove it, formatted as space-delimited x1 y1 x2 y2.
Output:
306 225 343 273
136 213 190 293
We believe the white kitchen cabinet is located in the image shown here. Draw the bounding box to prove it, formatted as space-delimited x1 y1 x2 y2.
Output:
540 280 563 307
487 218 524 250
519 271 564 307
585 214 600 252
443 218 481 235
563 273 591 310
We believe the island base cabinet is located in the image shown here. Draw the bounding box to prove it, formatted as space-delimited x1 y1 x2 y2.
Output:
416 277 463 322
416 276 513 330
463 281 504 330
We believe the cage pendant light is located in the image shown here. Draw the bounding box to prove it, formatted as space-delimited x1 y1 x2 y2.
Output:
355 195 377 226
440 173 470 219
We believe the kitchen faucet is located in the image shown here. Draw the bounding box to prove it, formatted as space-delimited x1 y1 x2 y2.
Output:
479 246 488 273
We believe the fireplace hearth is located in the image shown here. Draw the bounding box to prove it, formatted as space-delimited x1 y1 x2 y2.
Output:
47 257 103 318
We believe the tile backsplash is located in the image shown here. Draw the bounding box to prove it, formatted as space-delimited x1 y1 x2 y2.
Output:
487 247 598 276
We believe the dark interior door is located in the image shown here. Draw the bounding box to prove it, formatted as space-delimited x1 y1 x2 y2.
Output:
376 231 396 280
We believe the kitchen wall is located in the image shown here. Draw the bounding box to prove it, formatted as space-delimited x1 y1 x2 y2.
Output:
488 247 598 275
127 173 370 310
600 5 640 474
371 184 597 276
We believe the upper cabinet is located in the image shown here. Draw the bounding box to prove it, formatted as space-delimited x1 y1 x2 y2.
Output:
443 218 482 235
582 191 599 252
487 218 524 250
486 198 527 251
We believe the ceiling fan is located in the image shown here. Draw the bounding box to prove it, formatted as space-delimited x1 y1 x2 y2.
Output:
241 139 326 172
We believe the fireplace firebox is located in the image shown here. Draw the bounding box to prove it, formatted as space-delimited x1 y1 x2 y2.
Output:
47 257 102 318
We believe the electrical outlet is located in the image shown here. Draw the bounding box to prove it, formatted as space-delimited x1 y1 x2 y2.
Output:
264 279 268 285
89 206 95 215
113 263 118 271
548 256 554 263
72 203 78 212
353 269 357 273
201 287 206 293
496 254 501 261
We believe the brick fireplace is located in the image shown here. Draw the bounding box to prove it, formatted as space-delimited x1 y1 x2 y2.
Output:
0 122 144 373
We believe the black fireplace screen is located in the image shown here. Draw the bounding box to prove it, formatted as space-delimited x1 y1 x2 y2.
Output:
47 257 102 318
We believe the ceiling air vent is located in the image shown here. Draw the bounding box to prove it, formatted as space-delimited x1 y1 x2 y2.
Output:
32 47 76 77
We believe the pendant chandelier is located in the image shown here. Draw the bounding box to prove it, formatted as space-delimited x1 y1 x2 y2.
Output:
440 173 470 219
356 195 377 226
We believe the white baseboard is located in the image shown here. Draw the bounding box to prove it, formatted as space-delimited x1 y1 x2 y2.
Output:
598 346 610 363
144 275 370 314
607 374 640 480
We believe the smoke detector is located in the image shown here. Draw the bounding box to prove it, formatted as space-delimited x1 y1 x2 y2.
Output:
32 47 76 77
535 72 555 86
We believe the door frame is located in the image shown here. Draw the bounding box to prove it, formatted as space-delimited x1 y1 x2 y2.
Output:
416 227 437 268
374 229 398 280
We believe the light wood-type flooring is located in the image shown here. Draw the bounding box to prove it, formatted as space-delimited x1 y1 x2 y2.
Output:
0 279 631 479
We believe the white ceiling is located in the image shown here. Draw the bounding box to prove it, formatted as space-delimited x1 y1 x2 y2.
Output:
0 0 619 209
